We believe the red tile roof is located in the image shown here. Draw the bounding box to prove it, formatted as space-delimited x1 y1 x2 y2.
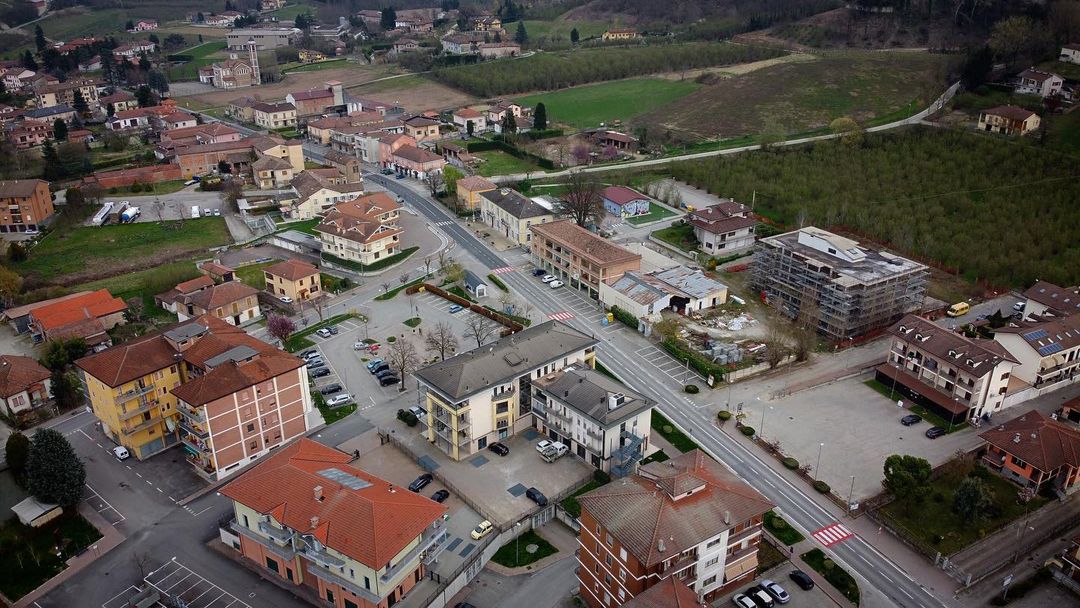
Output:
456 175 496 192
264 259 319 282
30 289 126 332
982 105 1037 122
625 576 705 608
530 220 640 267
185 281 258 311
455 107 482 119
980 410 1080 473
0 355 50 398
220 438 447 569
601 185 649 206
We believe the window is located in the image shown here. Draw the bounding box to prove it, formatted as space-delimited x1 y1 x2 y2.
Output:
704 575 717 586
325 590 334 603
247 423 255 432
364 576 371 590
605 554 612 566
250 441 258 450
265 557 279 573
1011 455 1028 469
620 568 626 581
242 515 249 528
345 601 358 608
595 563 600 574
618 589 625 601
705 556 719 567
604 573 611 585
605 533 613 547
619 547 627 562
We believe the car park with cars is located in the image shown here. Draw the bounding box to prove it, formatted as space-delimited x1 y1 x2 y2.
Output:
488 442 510 456
788 570 814 591
449 304 463 313
318 384 343 395
316 328 332 338
732 594 757 608
409 473 433 492
470 520 494 540
925 426 947 439
549 280 564 289
525 487 548 506
378 375 400 386
746 587 774 608
430 489 449 503
900 414 922 426
536 439 553 453
325 394 351 407
365 359 384 371
541 274 556 283
311 368 332 378
758 580 789 604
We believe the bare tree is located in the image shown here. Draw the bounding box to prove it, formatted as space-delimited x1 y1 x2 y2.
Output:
381 281 392 294
133 552 153 580
387 338 419 391
125 296 145 322
312 297 326 322
427 172 445 197
497 290 518 316
765 327 788 369
399 271 411 287
444 261 465 285
557 170 604 228
464 315 496 348
437 249 450 273
423 255 433 277
425 322 459 361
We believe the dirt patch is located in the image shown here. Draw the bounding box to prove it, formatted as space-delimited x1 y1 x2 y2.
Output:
175 64 394 107
653 53 818 80
347 77 477 114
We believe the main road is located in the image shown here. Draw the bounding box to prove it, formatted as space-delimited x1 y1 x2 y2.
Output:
364 171 951 608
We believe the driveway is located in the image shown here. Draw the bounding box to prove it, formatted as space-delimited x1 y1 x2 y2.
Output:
934 293 1024 328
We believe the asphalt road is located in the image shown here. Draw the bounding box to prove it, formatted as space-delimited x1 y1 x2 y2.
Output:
358 169 951 608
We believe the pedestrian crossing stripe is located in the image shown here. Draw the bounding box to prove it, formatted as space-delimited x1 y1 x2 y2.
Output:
812 523 853 547
434 220 454 226
547 311 575 321
490 266 516 275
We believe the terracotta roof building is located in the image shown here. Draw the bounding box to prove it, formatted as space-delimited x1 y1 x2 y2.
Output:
1020 280 1080 319
0 178 53 233
316 193 403 266
531 219 641 298
455 175 497 210
389 144 446 179
220 438 448 607
577 450 773 607
978 105 1041 136
0 355 52 420
478 187 555 247
28 289 127 350
264 259 322 302
993 312 1080 395
686 199 756 256
980 409 1080 495
76 315 313 472
156 274 261 327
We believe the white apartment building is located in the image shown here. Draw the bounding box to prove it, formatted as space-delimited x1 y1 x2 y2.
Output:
994 314 1080 397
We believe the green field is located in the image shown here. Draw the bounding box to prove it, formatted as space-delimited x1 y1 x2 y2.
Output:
17 218 230 284
1048 110 1080 154
516 78 700 130
624 204 677 225
282 58 348 73
475 150 543 177
522 19 610 47
349 74 426 94
272 1 319 21
236 260 280 290
168 41 228 81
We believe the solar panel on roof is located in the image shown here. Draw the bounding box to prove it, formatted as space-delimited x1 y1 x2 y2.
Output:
317 468 371 490
1024 329 1049 340
1038 343 1064 357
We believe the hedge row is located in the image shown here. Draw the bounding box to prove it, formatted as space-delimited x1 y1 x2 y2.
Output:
487 273 508 291
609 305 638 329
661 338 725 384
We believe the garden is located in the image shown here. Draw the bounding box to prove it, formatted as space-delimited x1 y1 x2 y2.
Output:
801 548 860 605
490 530 558 568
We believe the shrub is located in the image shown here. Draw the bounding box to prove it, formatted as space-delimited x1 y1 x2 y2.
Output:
609 305 638 329
684 384 699 394
593 470 611 484
487 273 508 291
387 336 397 343
813 480 831 494
740 426 756 436
932 491 945 503
969 465 992 480
718 410 732 421
782 457 799 470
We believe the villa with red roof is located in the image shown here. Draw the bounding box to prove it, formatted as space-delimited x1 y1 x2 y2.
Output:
220 438 449 608
601 186 652 218
28 289 127 350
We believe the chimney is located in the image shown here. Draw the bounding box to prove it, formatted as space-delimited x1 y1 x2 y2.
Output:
1013 433 1021 444
724 511 731 525
657 538 665 553
310 515 319 528
313 485 323 501
388 484 396 493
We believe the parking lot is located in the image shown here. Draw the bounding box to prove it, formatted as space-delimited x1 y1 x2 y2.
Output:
102 558 255 608
715 564 837 608
83 482 125 525
635 344 702 385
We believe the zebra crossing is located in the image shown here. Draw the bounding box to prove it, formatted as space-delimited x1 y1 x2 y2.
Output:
812 523 854 547
434 220 455 227
490 266 517 275
547 311 575 321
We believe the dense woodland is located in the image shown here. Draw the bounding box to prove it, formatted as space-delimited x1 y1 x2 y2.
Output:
666 128 1080 289
432 42 786 96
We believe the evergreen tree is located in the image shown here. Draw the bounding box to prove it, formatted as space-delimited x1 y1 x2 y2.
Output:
570 28 579 44
138 51 151 71
34 24 45 52
21 49 37 70
515 21 527 45
26 428 86 507
125 19 135 31
72 90 89 113
53 118 68 141
148 70 169 95
41 140 63 180
5 432 30 487
106 103 115 117
380 7 397 30
533 102 547 131
196 11 204 22
135 85 154 107
501 112 516 133
147 33 159 45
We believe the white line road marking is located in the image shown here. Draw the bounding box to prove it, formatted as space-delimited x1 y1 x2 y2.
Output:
156 487 163 493
135 472 143 478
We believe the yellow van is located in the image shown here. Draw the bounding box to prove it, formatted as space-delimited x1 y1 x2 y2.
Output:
946 302 970 317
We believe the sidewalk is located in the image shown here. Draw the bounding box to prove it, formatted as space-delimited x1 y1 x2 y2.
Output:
485 521 579 576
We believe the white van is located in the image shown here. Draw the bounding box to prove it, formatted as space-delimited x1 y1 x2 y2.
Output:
191 205 200 219
112 446 130 460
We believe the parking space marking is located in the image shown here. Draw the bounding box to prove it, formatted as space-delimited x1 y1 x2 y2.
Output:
812 523 853 547
101 585 143 608
84 483 125 523
634 345 703 384
145 558 254 608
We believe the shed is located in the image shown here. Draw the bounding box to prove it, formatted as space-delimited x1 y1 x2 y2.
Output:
12 496 62 528
464 270 488 298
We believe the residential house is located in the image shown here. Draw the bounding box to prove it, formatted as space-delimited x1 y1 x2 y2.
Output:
477 42 520 59
344 130 411 164
478 187 555 247
160 123 243 150
252 102 297 130
112 40 157 61
315 193 402 266
979 410 1080 495
600 267 728 321
201 57 260 89
4 119 52 149
1055 535 1080 584
58 37 100 55
323 149 363 184
993 314 1080 396
402 115 440 142
162 111 197 131
594 130 638 152
452 107 486 133
76 315 313 473
78 56 102 72
204 12 242 27
1020 281 1080 319
287 169 366 220
263 260 321 302
487 102 526 134
1015 68 1064 98
414 321 598 460
220 439 448 607
750 227 928 340
156 276 262 326
623 577 707 608
577 450 773 607
601 186 651 218
34 78 100 112
391 39 420 56
531 220 642 299
173 135 304 180
602 28 639 41
471 15 502 31
0 179 54 233
687 199 757 256
227 97 259 122
25 105 76 125
287 82 345 118
877 314 1020 425
260 0 285 11
1061 44 1080 64
307 116 355 145
389 145 445 179
199 261 237 283
532 363 653 475
455 175 496 210
252 155 296 188
977 106 1041 136
227 29 300 51
129 19 158 32
28 289 127 351
100 91 138 113
2 67 37 91
2 291 93 335
0 355 52 420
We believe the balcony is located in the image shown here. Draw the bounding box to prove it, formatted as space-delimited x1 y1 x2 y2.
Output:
122 414 166 436
118 399 158 421
177 403 207 423
182 434 212 457
299 542 346 569
179 418 210 439
258 520 294 545
307 562 382 605
585 427 603 442
381 526 448 584
726 524 762 547
433 408 471 430
431 421 470 446
982 451 1006 469
116 383 155 403
232 521 296 560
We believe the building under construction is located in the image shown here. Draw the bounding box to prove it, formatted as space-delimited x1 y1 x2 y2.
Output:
751 227 928 340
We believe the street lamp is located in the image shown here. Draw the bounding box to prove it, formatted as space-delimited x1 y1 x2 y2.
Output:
848 475 856 514
515 522 522 565
814 443 825 481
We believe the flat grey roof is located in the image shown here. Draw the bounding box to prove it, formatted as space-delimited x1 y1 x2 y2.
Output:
164 322 209 342
759 228 926 287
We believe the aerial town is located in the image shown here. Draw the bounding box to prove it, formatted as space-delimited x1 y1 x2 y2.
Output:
0 1 1078 608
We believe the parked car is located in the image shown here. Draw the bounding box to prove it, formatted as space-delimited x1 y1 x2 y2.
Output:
408 473 433 492
311 368 332 378
1013 301 1025 312
299 349 319 359
488 442 510 456
213 208 221 217
366 359 384 371
541 274 556 283
409 406 426 419
758 580 789 604
378 375 400 386
325 394 351 407
448 304 463 313
306 359 325 369
454 602 477 608
368 343 380 353
900 414 922 426
549 280 564 289
112 446 130 460
788 570 814 591
536 439 553 453
532 268 546 277
380 168 394 175
328 326 339 335
746 588 774 608
202 208 212 217
316 328 332 338
318 384 343 395
732 594 757 608
525 487 548 507
470 520 494 540
925 426 947 439
353 341 366 350
369 362 390 375
430 489 449 503
279 296 293 304
375 368 397 380
396 173 406 180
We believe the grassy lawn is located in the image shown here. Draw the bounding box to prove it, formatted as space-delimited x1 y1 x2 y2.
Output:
516 78 700 130
312 391 355 424
764 510 805 545
802 548 860 605
651 223 698 253
275 218 321 235
272 1 319 20
235 260 279 290
522 19 610 48
640 449 670 465
322 246 419 273
623 205 678 225
491 530 559 568
77 260 197 322
349 74 427 94
879 466 1047 556
127 180 189 195
1038 59 1080 81
0 514 102 600
1047 110 1080 155
474 150 543 177
17 218 230 284
283 59 348 73
652 410 700 453
166 41 228 81
403 317 422 328
862 380 962 433
758 539 788 574
320 273 353 294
